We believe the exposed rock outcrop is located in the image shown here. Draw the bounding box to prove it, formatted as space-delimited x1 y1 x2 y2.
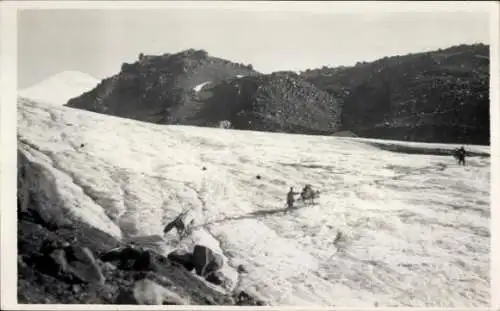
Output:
302 43 490 144
66 49 259 124
65 49 342 135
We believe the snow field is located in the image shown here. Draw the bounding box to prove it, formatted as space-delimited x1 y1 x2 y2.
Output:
17 98 490 307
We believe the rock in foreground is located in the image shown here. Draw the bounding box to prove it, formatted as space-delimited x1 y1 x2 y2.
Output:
17 208 236 305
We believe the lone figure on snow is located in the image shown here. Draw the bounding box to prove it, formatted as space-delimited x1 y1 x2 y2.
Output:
285 187 299 212
455 146 467 166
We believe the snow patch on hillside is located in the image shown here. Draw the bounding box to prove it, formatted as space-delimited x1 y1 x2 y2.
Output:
193 81 212 92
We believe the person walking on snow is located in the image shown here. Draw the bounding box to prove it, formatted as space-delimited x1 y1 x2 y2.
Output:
456 146 467 166
286 187 299 213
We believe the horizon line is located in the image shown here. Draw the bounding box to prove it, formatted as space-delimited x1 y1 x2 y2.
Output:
20 41 490 89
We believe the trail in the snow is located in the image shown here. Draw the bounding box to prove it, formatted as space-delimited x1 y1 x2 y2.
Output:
195 171 247 293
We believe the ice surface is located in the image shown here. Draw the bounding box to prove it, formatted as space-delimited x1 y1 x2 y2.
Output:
17 98 490 307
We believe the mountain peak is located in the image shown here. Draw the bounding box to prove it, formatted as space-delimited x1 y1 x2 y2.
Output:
65 44 489 144
19 70 100 106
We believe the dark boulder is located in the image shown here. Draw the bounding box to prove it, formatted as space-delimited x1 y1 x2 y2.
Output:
205 271 224 286
237 264 248 273
33 238 105 285
167 249 195 271
234 290 265 306
205 270 233 291
192 245 223 277
100 245 159 272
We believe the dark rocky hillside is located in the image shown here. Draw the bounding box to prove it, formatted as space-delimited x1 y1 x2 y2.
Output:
191 71 341 134
65 50 342 135
66 49 259 124
66 44 489 144
301 44 490 145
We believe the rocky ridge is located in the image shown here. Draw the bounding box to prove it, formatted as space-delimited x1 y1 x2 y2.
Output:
66 49 342 135
66 44 490 144
301 43 490 144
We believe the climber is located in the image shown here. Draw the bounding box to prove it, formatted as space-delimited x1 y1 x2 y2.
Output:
300 184 319 205
285 187 300 213
455 146 467 166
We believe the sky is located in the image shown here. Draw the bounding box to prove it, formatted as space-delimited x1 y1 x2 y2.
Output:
17 5 491 89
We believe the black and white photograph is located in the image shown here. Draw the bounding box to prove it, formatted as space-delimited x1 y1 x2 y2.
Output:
1 0 499 308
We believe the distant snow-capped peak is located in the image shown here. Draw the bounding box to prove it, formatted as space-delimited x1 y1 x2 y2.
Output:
18 70 100 106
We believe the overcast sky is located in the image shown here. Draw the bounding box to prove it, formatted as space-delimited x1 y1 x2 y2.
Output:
17 5 491 89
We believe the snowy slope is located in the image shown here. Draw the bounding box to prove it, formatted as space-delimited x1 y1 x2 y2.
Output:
17 98 490 307
18 71 99 106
